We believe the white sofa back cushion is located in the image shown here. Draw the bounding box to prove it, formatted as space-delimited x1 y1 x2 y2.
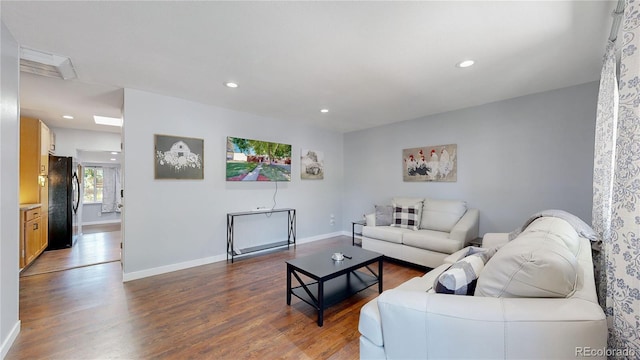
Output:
476 217 580 298
420 199 467 232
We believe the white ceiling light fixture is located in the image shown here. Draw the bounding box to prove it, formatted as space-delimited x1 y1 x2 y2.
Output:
320 109 329 113
111 151 119 155
224 82 239 88
456 60 475 68
110 158 117 161
94 115 123 127
20 46 78 80
62 115 74 119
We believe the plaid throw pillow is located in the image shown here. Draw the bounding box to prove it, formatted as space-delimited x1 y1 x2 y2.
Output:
391 205 419 230
433 247 497 295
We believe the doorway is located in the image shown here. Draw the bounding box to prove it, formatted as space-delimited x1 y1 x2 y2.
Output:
20 149 123 277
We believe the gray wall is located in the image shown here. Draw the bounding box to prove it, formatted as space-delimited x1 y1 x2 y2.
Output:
0 20 21 357
343 82 598 235
122 88 344 279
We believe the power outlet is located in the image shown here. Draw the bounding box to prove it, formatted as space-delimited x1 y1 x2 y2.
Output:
97 211 102 217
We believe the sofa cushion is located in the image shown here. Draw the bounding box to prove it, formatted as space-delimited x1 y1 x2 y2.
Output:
403 229 463 254
391 205 420 231
519 217 581 257
420 199 467 232
392 197 424 227
434 247 497 295
475 231 579 298
362 225 406 244
374 205 393 226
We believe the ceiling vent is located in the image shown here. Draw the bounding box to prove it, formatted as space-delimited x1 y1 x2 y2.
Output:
20 47 77 80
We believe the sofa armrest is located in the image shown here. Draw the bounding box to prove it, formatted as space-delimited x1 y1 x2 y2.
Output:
449 208 479 242
444 246 472 264
482 232 509 248
375 290 606 359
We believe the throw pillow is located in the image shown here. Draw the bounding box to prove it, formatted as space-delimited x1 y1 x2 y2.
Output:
374 205 393 226
391 205 420 231
434 247 497 295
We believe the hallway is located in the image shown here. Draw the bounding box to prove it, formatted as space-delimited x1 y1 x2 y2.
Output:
20 223 121 277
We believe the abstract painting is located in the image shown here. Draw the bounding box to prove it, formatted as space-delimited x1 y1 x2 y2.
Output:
402 144 457 182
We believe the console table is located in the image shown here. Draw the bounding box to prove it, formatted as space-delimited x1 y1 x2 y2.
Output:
226 208 296 263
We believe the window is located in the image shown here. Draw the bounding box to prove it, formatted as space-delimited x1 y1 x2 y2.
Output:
83 167 104 203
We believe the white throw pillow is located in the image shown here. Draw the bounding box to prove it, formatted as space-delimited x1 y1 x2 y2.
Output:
420 199 467 232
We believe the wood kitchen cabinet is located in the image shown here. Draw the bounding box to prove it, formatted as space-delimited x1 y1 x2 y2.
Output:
20 206 45 269
19 116 51 268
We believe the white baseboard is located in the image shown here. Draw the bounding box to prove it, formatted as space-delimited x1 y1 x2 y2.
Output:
82 220 122 226
1 320 20 359
122 231 348 282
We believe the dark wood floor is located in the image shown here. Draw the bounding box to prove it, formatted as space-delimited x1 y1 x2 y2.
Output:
7 236 425 359
20 224 121 277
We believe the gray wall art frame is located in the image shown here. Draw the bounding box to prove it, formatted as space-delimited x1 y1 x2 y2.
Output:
300 149 324 180
403 144 457 182
154 134 204 180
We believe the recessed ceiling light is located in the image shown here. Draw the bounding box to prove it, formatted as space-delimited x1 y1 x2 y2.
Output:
320 109 329 113
110 158 117 161
62 115 74 119
94 115 123 127
456 60 475 68
224 82 239 88
111 152 118 155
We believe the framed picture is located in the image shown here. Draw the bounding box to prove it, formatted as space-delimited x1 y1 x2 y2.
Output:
300 149 324 180
226 136 291 181
154 134 204 179
403 144 457 182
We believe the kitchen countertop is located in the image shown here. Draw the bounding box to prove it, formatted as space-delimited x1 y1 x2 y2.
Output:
19 203 41 210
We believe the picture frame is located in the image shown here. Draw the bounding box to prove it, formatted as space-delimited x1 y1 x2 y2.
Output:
402 144 457 182
300 149 324 180
154 134 204 180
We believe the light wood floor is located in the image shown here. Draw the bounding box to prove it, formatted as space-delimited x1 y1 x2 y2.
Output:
20 224 121 277
7 236 425 359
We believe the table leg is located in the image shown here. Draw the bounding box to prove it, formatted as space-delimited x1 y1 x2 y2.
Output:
286 264 292 305
317 280 324 326
378 258 383 293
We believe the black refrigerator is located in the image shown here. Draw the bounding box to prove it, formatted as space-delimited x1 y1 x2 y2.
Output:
48 155 80 249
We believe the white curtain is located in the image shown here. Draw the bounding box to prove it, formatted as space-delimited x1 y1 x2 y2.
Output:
101 167 121 213
593 0 640 354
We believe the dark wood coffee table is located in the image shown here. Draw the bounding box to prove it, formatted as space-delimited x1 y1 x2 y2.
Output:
286 245 383 326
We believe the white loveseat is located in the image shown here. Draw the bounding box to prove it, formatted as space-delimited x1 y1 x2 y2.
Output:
362 197 479 268
359 215 607 359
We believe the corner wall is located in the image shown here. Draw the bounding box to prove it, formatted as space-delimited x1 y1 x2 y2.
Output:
0 20 21 358
122 89 344 279
343 82 598 235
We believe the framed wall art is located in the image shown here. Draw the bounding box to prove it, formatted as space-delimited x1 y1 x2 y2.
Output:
403 144 457 182
300 149 324 180
154 134 204 180
225 136 291 181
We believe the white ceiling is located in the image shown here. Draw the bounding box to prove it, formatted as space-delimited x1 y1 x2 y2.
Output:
1 1 617 134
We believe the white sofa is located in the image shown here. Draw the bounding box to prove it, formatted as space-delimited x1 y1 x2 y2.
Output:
359 216 607 359
362 197 479 268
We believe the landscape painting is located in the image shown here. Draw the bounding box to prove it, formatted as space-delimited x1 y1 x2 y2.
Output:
226 136 292 181
155 134 204 180
403 144 457 182
300 149 324 180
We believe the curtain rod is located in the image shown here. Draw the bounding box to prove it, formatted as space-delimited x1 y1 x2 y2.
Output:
609 0 625 42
